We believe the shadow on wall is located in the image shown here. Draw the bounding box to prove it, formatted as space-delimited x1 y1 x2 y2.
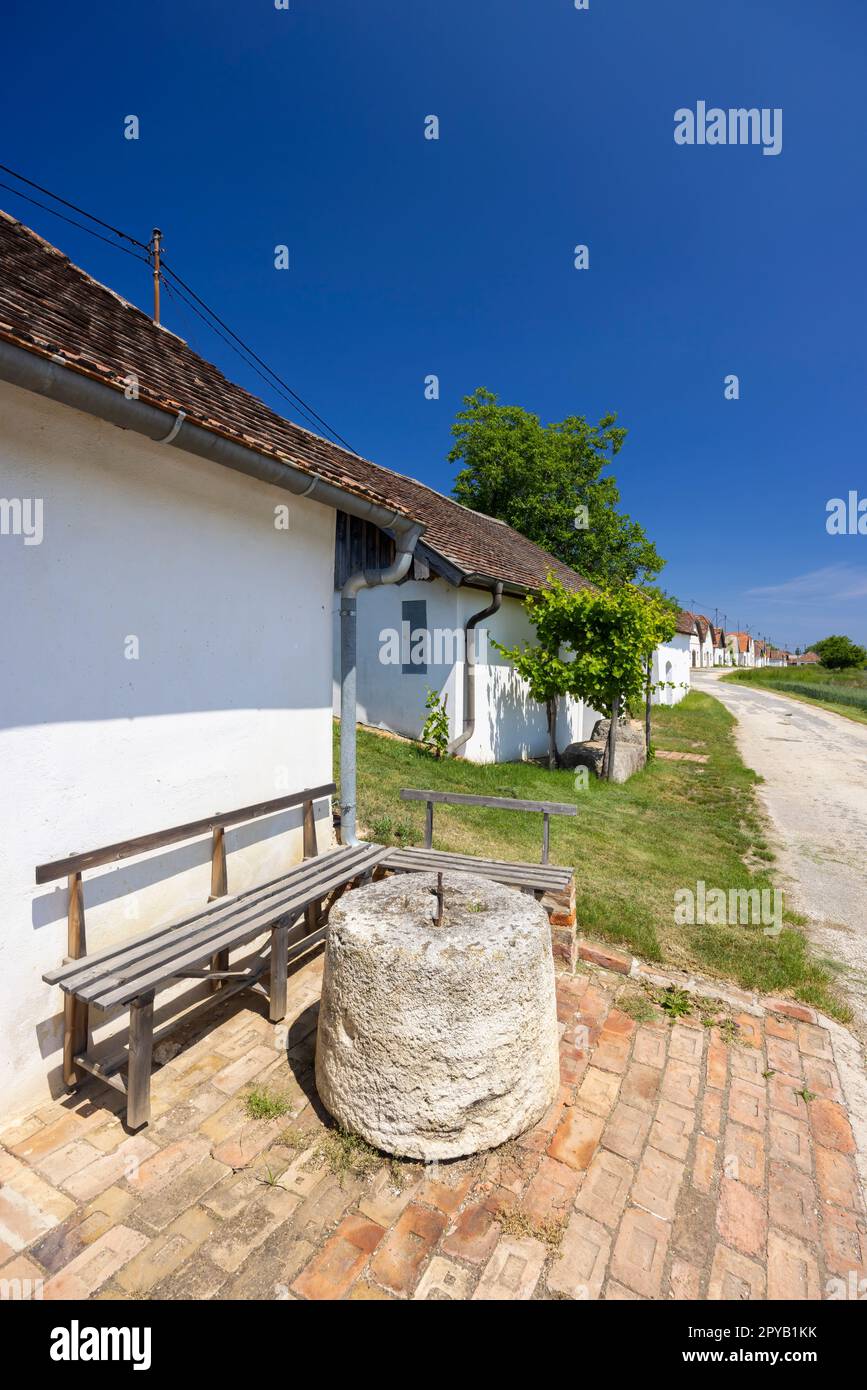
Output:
483 664 548 763
30 805 322 932
30 800 331 1102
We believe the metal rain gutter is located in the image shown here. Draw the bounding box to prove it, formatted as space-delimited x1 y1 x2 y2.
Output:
0 339 416 536
0 338 426 845
447 582 503 758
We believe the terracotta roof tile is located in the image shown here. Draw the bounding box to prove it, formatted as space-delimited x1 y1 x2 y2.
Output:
0 212 590 596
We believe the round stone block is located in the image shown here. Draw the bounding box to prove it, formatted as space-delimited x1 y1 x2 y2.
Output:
314 870 560 1160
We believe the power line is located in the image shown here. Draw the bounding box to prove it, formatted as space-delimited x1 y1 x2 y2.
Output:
159 274 347 442
0 164 359 455
0 162 148 250
0 180 150 264
159 260 358 454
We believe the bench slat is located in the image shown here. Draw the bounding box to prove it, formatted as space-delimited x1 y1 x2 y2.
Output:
43 843 374 990
36 783 337 883
384 854 570 887
81 843 388 1010
46 844 386 1008
383 847 572 889
399 789 577 816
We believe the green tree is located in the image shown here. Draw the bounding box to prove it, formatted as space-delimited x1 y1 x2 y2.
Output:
810 635 867 670
491 641 573 771
449 387 664 586
498 577 673 780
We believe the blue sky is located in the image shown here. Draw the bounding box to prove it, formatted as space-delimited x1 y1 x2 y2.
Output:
3 0 865 647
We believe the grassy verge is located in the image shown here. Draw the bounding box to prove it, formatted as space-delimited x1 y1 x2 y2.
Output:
722 666 867 726
335 695 846 1018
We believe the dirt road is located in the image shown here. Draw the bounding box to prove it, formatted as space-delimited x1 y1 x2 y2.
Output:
693 670 867 1031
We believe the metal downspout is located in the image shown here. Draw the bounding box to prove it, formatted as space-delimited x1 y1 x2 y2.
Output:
447 582 503 758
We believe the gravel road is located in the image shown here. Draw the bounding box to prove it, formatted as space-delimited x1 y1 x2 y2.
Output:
694 670 867 1034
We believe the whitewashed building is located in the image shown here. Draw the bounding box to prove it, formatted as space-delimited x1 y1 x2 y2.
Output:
650 612 694 705
332 493 603 763
728 632 755 667
0 213 428 1120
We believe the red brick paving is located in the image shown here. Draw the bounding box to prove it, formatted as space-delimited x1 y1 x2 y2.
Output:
1 945 865 1300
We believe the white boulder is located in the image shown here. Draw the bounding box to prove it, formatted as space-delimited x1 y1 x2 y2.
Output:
314 870 560 1160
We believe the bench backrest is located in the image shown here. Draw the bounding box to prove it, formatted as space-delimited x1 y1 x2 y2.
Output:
399 787 577 864
36 782 337 965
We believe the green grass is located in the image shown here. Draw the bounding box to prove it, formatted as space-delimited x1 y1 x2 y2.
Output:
722 665 867 725
243 1086 293 1121
336 694 846 1018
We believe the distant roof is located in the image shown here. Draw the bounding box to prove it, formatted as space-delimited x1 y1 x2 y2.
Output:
694 614 711 641
0 211 591 598
676 610 699 636
711 625 726 646
729 631 752 654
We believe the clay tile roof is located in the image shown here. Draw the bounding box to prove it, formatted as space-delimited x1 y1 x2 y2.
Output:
730 631 751 653
711 625 725 646
694 614 711 641
0 211 591 597
676 610 698 635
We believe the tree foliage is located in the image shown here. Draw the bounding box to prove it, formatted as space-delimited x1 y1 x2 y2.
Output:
496 577 677 777
809 635 867 670
420 687 450 758
521 578 676 717
449 387 664 586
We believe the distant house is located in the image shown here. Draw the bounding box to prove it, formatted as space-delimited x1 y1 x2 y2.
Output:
728 632 755 667
693 615 715 668
711 625 729 666
332 489 603 763
792 651 821 666
650 613 694 705
680 611 703 668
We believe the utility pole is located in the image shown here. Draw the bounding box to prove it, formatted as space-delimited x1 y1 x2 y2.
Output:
150 228 163 325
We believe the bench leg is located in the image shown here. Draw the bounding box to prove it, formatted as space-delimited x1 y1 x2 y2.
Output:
63 993 89 1088
269 924 289 1023
127 992 155 1130
210 949 230 992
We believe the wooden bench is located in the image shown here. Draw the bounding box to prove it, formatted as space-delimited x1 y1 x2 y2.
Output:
39 783 387 1129
382 788 576 897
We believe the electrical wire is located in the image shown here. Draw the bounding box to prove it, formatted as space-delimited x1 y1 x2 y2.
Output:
159 274 349 442
0 180 150 263
159 259 358 454
0 161 148 250
0 163 359 454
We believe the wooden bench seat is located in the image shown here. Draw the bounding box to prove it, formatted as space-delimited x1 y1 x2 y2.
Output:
381 787 576 898
382 846 571 894
38 783 386 1129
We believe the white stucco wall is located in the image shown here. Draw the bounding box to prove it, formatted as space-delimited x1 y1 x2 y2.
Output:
651 634 691 706
333 579 599 765
1 380 337 1121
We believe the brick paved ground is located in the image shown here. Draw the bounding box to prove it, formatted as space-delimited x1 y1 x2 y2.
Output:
1 943 865 1301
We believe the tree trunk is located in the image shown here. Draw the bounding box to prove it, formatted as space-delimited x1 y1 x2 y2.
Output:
645 662 652 754
604 693 620 781
545 696 560 771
